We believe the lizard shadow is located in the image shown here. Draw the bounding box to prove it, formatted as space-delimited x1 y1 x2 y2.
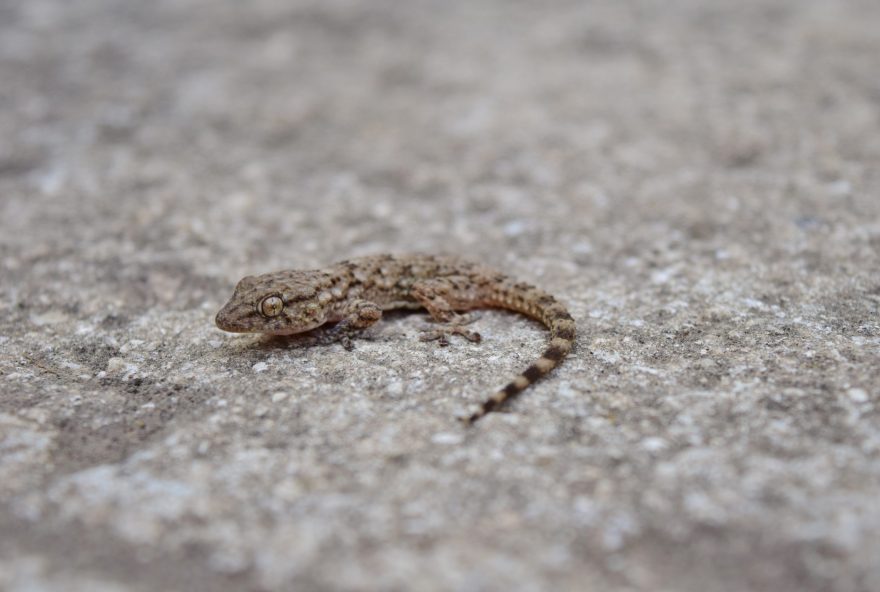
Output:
251 310 425 352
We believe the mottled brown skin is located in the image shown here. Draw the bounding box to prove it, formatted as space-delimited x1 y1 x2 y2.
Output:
216 254 575 422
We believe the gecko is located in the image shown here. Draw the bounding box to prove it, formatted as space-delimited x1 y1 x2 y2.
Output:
215 254 575 422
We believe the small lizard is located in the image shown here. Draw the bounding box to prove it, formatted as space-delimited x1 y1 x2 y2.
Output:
215 254 575 422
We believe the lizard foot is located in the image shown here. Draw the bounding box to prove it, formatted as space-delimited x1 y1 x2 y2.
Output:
452 311 482 325
314 300 383 351
312 327 357 350
419 324 482 346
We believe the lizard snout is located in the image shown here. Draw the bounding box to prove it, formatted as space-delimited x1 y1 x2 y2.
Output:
215 300 248 332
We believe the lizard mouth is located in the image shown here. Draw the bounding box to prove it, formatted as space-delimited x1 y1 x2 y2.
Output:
215 305 325 335
261 326 315 336
215 310 245 332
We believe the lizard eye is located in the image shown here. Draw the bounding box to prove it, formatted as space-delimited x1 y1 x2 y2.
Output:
259 295 284 317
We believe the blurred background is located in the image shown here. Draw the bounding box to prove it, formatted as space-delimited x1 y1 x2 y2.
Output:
1 1 878 590
5 0 876 277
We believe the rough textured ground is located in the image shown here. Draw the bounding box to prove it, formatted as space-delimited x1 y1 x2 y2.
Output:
1 1 879 590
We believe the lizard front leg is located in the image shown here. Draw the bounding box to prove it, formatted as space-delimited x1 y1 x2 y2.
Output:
411 278 482 346
317 299 382 350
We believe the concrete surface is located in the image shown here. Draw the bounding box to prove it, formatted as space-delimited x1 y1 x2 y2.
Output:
1 1 879 590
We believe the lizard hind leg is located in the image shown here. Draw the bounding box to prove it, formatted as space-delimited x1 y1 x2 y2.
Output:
411 278 482 346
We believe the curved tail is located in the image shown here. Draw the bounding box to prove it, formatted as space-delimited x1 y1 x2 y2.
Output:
465 283 576 423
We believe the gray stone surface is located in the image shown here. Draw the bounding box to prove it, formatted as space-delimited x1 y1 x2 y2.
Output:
1 0 879 590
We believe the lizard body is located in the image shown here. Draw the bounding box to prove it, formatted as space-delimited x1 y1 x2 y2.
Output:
216 254 575 422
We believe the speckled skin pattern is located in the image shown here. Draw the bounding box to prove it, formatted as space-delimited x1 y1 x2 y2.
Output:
216 254 576 421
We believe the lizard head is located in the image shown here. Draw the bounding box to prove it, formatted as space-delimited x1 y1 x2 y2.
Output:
215 271 333 335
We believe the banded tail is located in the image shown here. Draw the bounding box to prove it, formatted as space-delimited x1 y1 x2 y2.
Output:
465 283 576 423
